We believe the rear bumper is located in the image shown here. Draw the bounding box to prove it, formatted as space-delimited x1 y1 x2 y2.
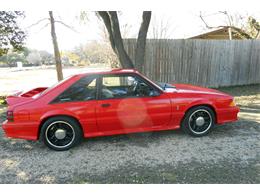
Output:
2 120 39 140
216 106 240 124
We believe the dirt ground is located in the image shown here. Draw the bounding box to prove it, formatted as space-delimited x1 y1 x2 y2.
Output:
0 79 259 183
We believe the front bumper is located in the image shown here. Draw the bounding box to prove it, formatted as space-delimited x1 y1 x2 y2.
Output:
2 120 39 140
216 106 240 124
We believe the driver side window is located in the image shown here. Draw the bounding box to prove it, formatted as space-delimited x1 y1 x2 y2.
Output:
101 74 158 99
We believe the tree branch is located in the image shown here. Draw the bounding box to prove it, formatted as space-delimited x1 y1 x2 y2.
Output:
219 11 233 26
26 18 49 29
35 22 50 33
255 30 260 39
55 20 79 33
199 12 253 39
199 12 214 29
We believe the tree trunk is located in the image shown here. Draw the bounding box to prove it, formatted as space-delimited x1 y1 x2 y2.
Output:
98 11 134 69
98 12 116 51
135 11 151 72
49 11 63 81
98 11 152 70
108 12 134 68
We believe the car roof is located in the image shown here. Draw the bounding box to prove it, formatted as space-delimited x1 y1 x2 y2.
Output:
77 68 139 76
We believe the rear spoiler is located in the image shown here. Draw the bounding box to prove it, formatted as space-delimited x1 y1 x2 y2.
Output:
18 87 48 97
6 87 48 106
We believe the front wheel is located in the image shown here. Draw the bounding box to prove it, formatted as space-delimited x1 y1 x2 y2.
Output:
41 116 83 151
181 106 215 137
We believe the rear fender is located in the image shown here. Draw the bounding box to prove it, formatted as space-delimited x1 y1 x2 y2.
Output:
38 109 82 139
40 109 80 123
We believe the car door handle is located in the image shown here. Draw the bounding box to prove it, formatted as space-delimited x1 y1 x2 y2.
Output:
101 103 111 108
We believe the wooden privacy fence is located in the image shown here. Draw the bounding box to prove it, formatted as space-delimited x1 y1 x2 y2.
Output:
124 39 260 87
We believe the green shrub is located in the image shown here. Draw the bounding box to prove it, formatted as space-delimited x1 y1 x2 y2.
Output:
0 96 7 105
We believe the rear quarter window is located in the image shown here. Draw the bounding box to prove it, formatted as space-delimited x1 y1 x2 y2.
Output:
51 75 97 103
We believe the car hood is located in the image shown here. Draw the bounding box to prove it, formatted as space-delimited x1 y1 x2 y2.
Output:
167 83 230 96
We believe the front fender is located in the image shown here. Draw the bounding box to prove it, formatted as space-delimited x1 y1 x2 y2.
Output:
170 97 217 127
185 99 217 113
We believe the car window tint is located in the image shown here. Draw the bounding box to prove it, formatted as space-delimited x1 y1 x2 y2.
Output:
101 75 156 99
52 76 97 103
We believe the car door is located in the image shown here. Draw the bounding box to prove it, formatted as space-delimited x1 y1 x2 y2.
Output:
96 73 172 135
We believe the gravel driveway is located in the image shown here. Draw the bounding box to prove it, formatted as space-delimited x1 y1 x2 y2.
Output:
0 84 259 184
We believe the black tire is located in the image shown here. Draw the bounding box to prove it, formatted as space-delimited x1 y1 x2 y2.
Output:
40 116 83 151
181 106 215 137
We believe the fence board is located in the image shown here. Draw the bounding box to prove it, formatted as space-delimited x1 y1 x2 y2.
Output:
124 39 260 87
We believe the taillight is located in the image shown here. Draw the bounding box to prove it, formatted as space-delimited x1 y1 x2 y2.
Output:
229 100 236 107
6 111 14 121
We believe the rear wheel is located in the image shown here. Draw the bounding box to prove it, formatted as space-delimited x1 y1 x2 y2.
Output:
41 116 83 151
181 106 215 137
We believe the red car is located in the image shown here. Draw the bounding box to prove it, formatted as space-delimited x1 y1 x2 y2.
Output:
2 69 239 151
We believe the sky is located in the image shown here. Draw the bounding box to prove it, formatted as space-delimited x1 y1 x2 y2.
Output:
20 10 260 52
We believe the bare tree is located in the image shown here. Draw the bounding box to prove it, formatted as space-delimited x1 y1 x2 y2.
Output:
97 11 151 69
150 15 175 39
99 23 132 42
199 11 260 39
49 11 63 81
27 12 78 81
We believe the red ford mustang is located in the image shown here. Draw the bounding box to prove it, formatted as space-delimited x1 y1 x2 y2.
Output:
2 69 239 151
